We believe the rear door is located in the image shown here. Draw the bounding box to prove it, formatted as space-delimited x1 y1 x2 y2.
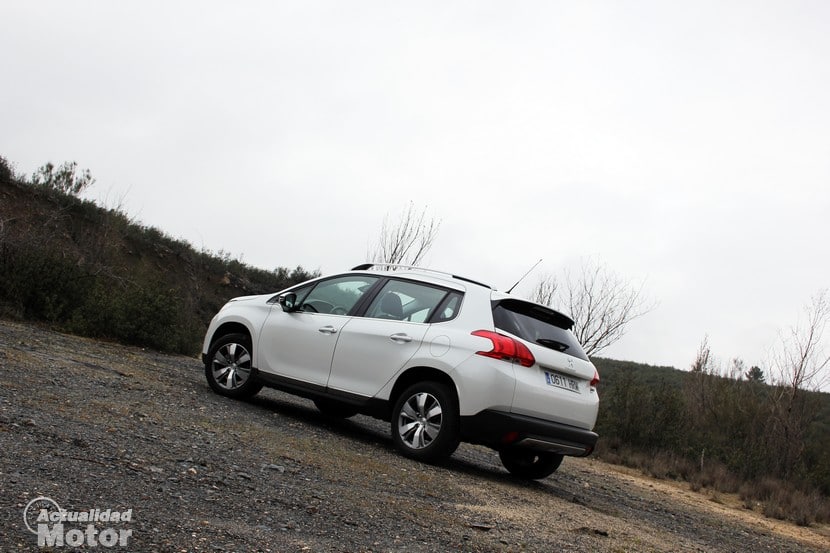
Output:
327 279 450 397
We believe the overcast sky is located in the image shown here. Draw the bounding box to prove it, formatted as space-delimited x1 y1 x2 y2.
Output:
2 1 828 376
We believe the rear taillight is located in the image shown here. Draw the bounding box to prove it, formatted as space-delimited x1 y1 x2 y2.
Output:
590 368 600 387
471 330 535 367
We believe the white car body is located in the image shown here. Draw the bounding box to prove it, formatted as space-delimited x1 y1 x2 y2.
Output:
202 265 599 479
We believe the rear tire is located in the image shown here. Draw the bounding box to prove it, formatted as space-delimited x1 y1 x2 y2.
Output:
205 333 263 399
391 381 460 463
499 448 563 480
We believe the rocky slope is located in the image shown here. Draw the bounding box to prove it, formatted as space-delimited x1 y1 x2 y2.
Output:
1 319 827 552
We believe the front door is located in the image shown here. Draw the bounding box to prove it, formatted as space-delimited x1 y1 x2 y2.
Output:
257 274 380 386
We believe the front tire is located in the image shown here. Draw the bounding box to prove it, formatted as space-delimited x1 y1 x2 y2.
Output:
391 382 460 463
499 448 563 480
205 333 263 399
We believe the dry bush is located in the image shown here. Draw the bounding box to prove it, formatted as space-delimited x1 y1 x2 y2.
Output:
600 443 830 526
763 487 797 522
595 444 697 483
740 477 830 526
741 477 783 502
700 462 741 494
645 452 697 482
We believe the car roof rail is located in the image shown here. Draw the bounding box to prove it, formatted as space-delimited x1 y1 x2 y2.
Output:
350 263 493 290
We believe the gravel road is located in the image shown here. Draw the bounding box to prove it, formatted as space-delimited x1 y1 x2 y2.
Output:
1 319 827 552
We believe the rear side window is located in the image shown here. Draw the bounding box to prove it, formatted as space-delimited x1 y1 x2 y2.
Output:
365 279 449 322
432 291 463 323
492 300 589 361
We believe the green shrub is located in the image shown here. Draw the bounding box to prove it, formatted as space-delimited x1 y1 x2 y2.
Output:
30 161 94 196
0 155 14 183
0 243 91 322
68 277 199 353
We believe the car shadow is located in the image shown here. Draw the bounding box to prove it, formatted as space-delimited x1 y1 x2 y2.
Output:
242 389 392 448
223 387 579 499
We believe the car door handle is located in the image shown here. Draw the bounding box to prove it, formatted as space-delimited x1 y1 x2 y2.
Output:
318 326 338 335
389 333 413 343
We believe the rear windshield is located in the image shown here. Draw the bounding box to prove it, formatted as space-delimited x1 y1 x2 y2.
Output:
492 299 589 361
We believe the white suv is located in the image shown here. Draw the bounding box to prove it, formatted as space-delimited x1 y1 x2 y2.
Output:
202 264 599 479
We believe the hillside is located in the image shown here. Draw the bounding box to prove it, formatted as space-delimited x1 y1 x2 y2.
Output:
0 158 315 353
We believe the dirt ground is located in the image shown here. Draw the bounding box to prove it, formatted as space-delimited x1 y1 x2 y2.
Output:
1 319 828 552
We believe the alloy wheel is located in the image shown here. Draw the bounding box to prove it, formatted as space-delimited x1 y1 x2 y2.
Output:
397 392 443 449
211 342 252 390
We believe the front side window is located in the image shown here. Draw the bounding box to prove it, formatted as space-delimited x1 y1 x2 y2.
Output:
365 280 448 322
492 299 589 361
301 276 379 315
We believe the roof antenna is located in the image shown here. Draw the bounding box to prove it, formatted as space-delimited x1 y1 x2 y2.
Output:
506 258 543 294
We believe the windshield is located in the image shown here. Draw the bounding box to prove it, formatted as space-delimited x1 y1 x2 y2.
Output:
492 299 589 361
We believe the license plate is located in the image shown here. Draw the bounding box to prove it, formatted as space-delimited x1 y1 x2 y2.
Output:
544 371 580 393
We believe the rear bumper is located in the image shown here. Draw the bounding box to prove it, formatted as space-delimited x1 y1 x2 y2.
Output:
460 410 598 457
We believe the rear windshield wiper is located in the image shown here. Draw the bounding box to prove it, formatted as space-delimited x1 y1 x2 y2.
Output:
536 338 569 352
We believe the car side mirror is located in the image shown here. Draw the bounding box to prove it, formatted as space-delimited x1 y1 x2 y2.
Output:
279 292 297 312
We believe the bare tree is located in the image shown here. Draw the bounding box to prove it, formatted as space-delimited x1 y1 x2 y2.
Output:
368 202 441 266
530 272 557 306
769 289 830 392
690 335 713 373
529 258 654 356
765 289 829 478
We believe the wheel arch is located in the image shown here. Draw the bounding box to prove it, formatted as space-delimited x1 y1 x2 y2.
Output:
207 322 254 360
388 366 459 418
